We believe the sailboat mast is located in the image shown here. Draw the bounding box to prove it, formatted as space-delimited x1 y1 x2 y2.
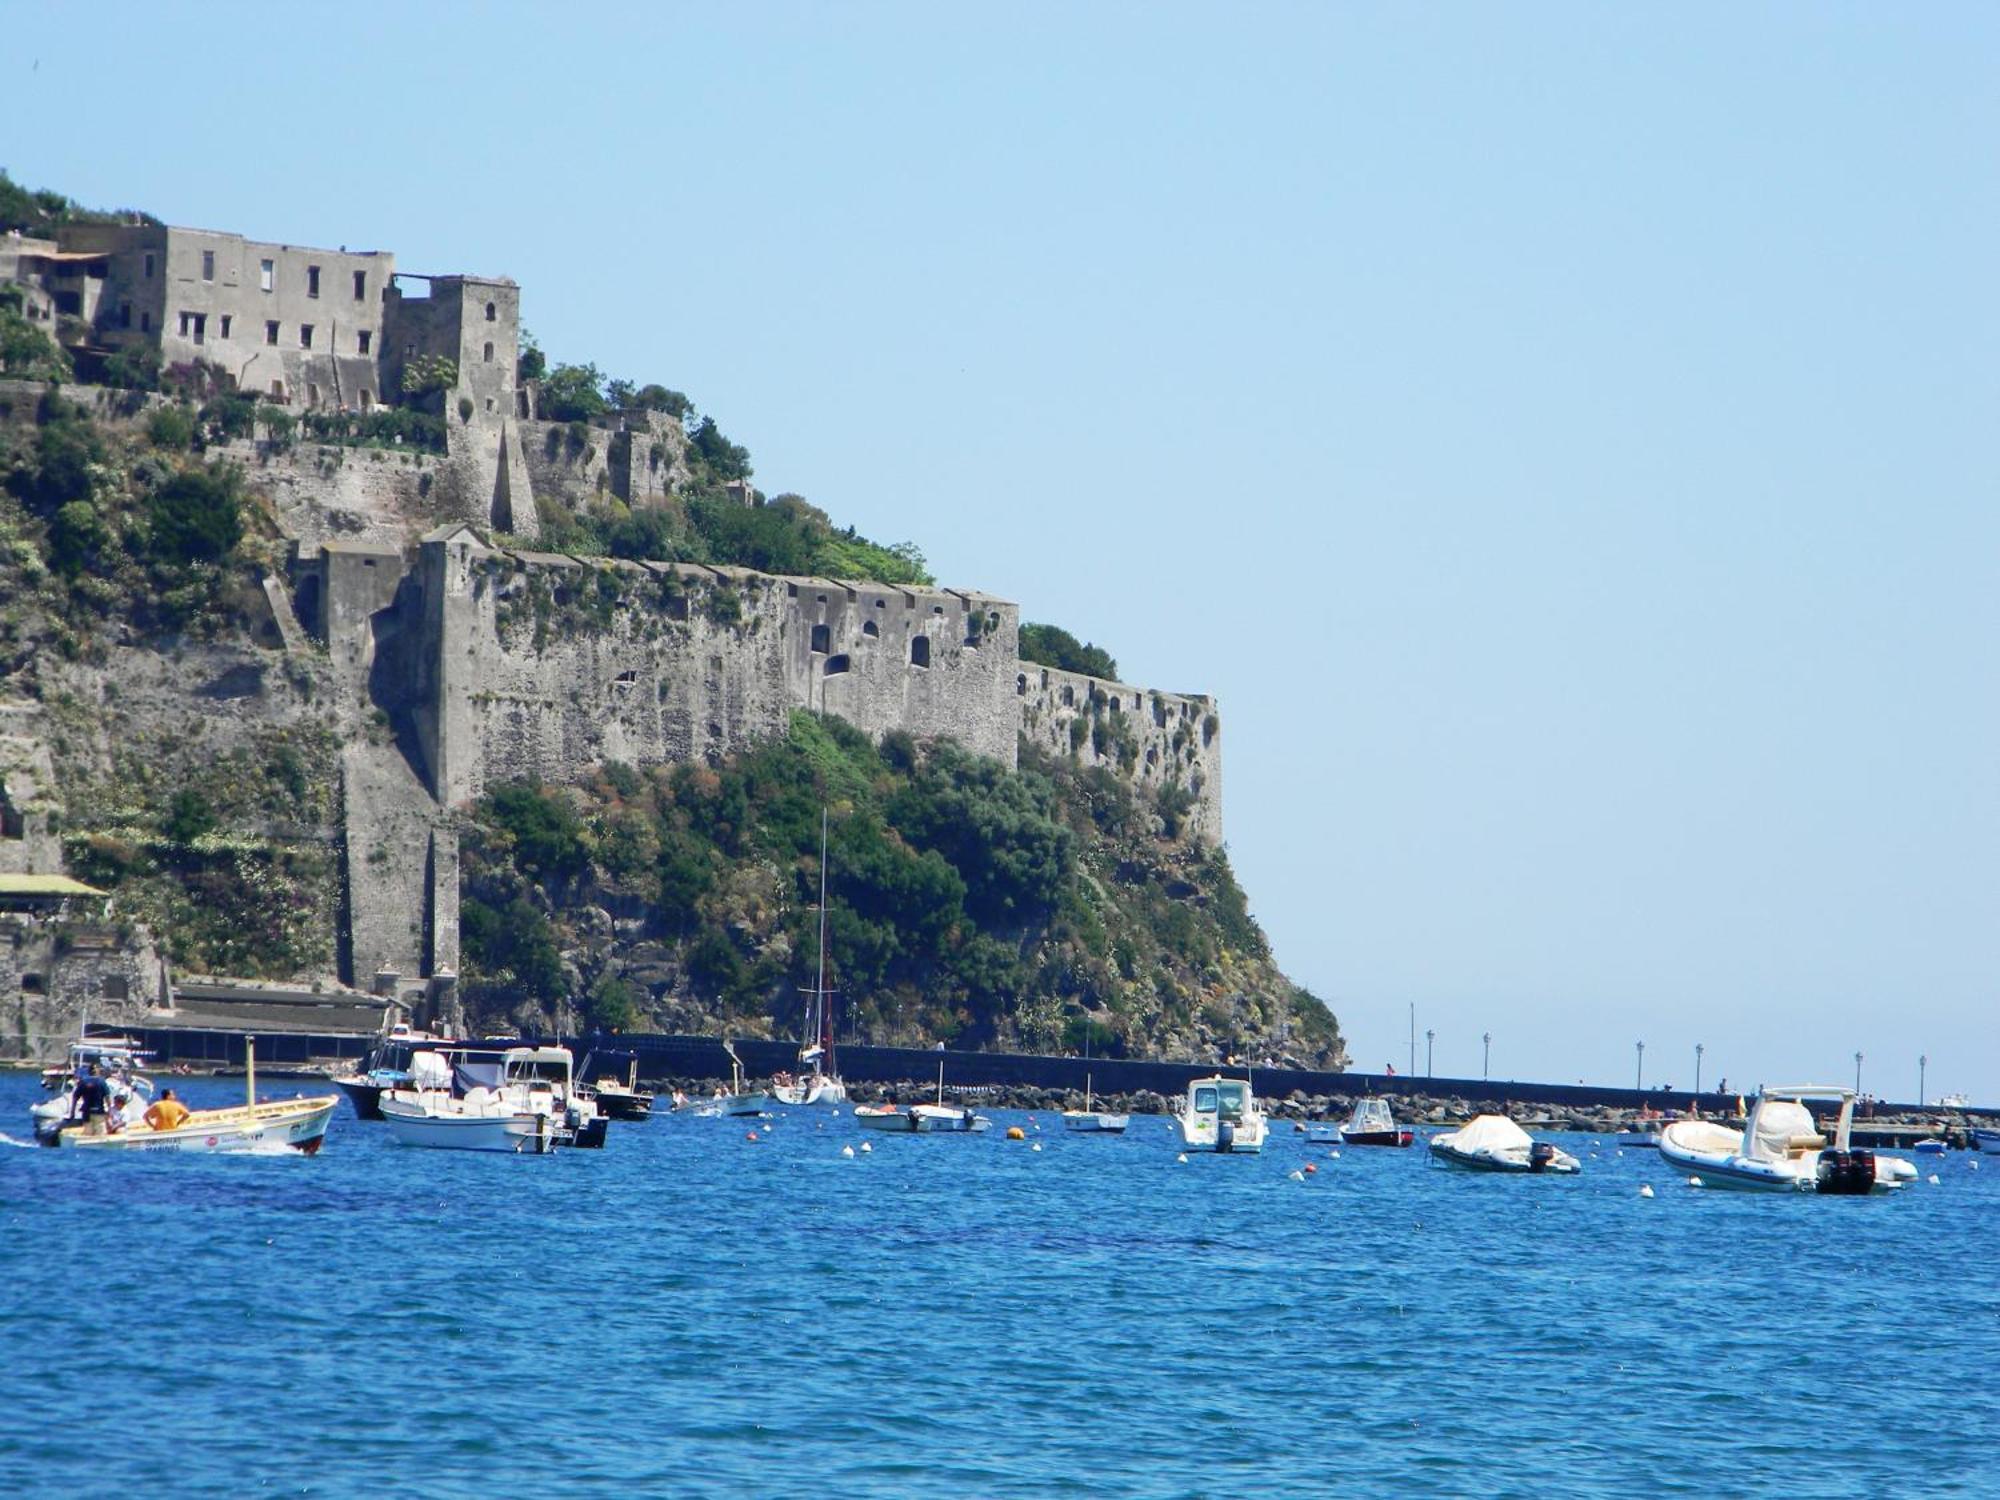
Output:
816 808 835 1071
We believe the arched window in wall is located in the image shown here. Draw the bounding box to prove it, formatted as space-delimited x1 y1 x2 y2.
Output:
910 635 931 668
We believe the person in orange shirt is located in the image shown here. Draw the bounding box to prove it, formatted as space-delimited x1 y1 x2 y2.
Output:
144 1088 191 1132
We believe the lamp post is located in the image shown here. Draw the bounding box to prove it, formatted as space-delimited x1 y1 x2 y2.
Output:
1919 1053 1927 1108
1425 1028 1435 1077
1635 1040 1645 1092
1483 1031 1492 1080
1694 1043 1704 1096
1854 1051 1863 1095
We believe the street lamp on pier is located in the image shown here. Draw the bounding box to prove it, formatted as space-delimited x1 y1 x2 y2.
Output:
1635 1040 1645 1092
1854 1051 1863 1095
1694 1043 1704 1096
1425 1029 1435 1077
1919 1054 1927 1108
1483 1032 1492 1080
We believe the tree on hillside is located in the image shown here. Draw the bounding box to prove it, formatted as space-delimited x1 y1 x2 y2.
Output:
1019 623 1118 681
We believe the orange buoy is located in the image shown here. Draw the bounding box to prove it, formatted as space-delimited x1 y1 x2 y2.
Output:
745 1131 759 1142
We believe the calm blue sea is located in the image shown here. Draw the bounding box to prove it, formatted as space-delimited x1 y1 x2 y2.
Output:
2 1073 1995 1498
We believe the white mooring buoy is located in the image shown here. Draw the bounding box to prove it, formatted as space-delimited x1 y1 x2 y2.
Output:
1639 1185 1654 1199
841 1145 855 1158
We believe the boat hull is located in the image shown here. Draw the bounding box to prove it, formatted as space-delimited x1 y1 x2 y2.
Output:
593 1090 654 1121
380 1102 566 1154
1659 1121 1913 1192
1062 1112 1129 1134
772 1078 848 1107
1428 1143 1578 1173
52 1097 336 1154
1178 1118 1268 1154
332 1076 386 1121
1339 1128 1414 1148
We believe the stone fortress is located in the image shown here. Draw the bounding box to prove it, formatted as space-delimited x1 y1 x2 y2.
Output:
1 211 1223 1031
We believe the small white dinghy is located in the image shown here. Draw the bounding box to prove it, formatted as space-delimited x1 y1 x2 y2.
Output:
1659 1085 1916 1193
1176 1075 1267 1154
1428 1114 1580 1174
854 1064 991 1133
1062 1073 1128 1134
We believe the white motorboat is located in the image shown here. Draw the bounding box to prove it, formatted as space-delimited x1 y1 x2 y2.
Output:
852 1102 991 1133
854 1064 991 1133
31 1036 156 1141
1062 1073 1128 1134
772 811 849 1109
42 1039 335 1155
713 1040 772 1118
1428 1114 1580 1173
1176 1075 1267 1154
379 1046 603 1154
1970 1127 2000 1156
1659 1085 1916 1193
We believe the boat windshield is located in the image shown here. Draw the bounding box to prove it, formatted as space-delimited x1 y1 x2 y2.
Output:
1215 1082 1247 1120
1193 1085 1219 1115
1351 1099 1393 1132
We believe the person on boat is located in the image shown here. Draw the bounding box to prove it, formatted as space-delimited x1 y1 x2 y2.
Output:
69 1065 110 1136
109 1087 145 1133
145 1088 191 1133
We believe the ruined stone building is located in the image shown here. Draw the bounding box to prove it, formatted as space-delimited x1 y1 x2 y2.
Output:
0 207 1224 1048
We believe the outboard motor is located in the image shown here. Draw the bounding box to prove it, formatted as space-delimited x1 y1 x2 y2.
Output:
1528 1141 1557 1173
1815 1148 1877 1195
1217 1120 1237 1153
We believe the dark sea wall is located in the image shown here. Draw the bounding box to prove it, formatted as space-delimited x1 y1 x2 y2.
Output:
104 1024 1985 1120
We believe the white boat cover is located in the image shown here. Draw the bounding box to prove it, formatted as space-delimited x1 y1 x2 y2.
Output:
410 1051 453 1089
1749 1100 1816 1162
1444 1115 1533 1154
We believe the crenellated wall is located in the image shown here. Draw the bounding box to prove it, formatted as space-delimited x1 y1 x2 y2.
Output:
406 531 1028 809
1017 665 1223 843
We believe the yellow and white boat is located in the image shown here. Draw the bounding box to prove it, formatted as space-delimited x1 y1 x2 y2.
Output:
45 1039 336 1155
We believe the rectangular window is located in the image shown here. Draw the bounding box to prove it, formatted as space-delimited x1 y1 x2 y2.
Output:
300 324 314 349
260 259 274 292
219 314 231 339
119 301 131 329
202 249 215 281
357 329 371 354
192 313 206 346
353 270 366 300
307 265 321 298
144 252 155 278
178 311 193 337
140 311 151 332
266 320 279 345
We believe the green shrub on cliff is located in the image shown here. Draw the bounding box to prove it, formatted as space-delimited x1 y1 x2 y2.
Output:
456 712 1344 1067
1019 623 1118 681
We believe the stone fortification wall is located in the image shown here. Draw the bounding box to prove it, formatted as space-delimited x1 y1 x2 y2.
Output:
409 532 1028 809
1019 665 1222 843
518 409 687 514
228 441 440 552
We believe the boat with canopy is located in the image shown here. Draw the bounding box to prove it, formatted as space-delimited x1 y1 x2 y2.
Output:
1428 1114 1580 1173
1659 1085 1916 1193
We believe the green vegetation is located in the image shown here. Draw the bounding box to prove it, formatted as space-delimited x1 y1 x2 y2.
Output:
0 393 278 648
0 168 156 238
0 286 71 381
1019 623 1119 681
525 487 934 588
457 712 1343 1065
58 724 341 978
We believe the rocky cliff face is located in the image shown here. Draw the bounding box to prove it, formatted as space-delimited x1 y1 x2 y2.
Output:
0 376 1326 1068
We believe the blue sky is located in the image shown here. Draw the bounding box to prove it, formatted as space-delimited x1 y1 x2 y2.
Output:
7 4 1994 1099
